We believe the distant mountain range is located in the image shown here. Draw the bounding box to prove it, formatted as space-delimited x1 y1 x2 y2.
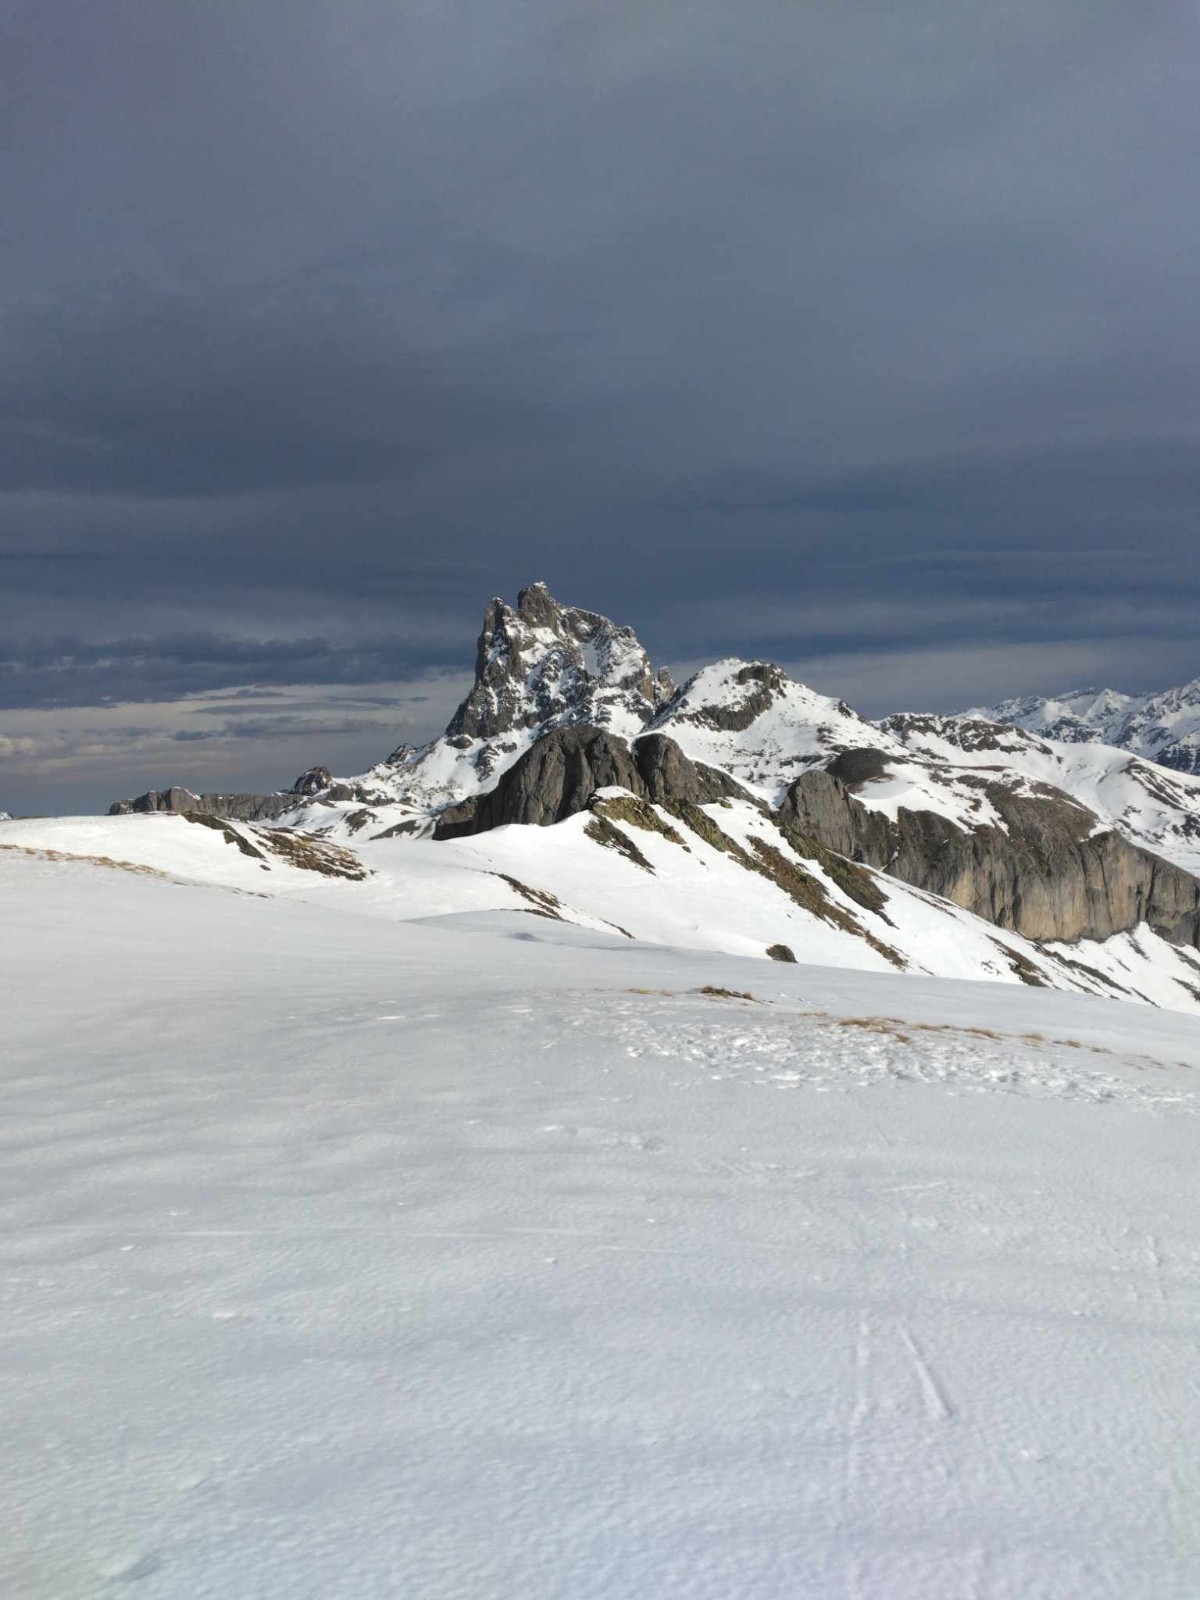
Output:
974 682 1200 775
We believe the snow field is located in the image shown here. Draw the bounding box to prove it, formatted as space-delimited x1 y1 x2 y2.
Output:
10 802 1200 1012
3 854 1200 1598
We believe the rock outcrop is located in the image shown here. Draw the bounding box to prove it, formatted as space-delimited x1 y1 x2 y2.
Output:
434 727 747 839
780 764 1200 947
631 733 749 807
108 767 333 822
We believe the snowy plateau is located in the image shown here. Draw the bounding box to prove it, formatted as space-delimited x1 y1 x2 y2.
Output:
4 584 1200 1599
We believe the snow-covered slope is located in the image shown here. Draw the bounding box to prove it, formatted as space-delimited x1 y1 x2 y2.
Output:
645 660 875 798
8 798 1200 1014
5 847 1200 1599
975 680 1200 775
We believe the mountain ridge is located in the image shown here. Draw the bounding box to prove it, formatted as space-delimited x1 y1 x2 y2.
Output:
974 680 1200 775
63 584 1200 1013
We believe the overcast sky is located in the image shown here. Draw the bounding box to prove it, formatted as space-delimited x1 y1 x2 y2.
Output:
3 1 1199 813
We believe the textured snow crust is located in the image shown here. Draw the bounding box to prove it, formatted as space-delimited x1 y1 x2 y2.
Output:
4 850 1200 1600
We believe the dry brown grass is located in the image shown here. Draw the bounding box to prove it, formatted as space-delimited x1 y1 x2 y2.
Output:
0 843 170 878
592 793 687 845
584 815 655 872
826 1014 912 1043
251 828 370 880
817 1011 1113 1058
491 873 565 920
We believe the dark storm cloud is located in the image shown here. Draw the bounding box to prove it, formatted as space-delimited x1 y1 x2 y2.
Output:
2 0 1199 810
0 629 462 710
700 441 1200 531
0 282 572 496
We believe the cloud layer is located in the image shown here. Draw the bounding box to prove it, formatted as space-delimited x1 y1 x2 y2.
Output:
3 2 1199 810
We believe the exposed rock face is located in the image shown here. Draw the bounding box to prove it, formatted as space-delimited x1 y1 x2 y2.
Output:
435 728 640 836
632 733 747 807
824 748 891 787
108 767 333 822
780 765 1200 948
109 787 296 822
881 712 1049 757
779 770 891 862
446 582 674 744
292 765 332 797
433 727 747 839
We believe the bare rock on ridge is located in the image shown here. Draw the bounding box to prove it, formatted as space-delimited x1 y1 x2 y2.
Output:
780 763 1200 948
108 766 334 822
433 727 748 839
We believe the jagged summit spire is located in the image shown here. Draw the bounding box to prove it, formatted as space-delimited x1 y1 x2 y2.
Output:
513 580 559 625
446 584 675 744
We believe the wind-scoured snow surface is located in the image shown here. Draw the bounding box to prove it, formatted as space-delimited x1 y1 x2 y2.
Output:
4 849 1200 1599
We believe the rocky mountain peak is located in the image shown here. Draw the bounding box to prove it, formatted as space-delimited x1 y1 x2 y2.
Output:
446 582 675 744
654 659 795 734
1155 678 1200 712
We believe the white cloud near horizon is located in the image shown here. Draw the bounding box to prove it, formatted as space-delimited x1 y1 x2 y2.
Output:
0 673 471 817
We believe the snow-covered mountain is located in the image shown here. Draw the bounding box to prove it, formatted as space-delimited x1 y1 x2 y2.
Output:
10 584 1182 1014
642 668 1200 877
975 681 1200 775
365 583 675 812
296 593 1200 884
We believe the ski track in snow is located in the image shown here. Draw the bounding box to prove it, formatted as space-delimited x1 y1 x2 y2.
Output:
3 861 1200 1599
